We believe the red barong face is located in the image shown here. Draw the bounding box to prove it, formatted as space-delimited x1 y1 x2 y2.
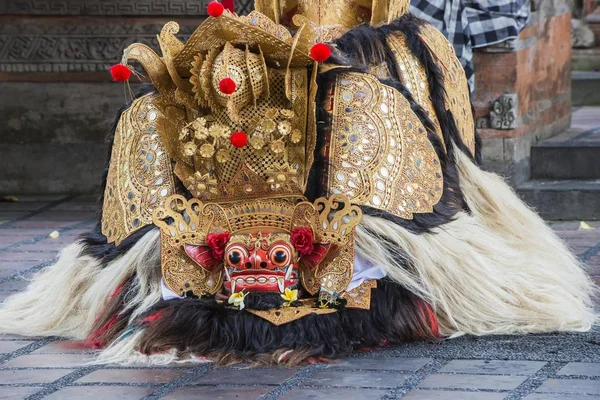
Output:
223 232 299 294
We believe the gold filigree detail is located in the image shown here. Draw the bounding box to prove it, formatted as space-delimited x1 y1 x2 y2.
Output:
159 230 223 296
170 61 310 203
341 280 377 309
419 24 476 156
152 195 231 244
326 72 443 220
246 299 336 325
266 163 299 191
387 32 444 148
102 94 176 245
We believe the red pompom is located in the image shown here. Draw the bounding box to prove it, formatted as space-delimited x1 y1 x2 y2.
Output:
230 131 248 148
310 43 331 63
110 64 131 82
219 77 236 94
207 1 225 17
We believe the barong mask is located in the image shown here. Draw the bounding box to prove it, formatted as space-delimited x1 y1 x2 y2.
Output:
151 194 361 299
101 0 456 313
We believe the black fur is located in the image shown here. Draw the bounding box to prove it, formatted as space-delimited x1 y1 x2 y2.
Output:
134 279 437 365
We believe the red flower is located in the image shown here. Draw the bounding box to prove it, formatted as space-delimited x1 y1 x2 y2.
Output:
219 77 236 94
206 232 230 259
110 64 131 82
310 43 331 63
207 1 225 17
291 227 314 256
230 131 248 148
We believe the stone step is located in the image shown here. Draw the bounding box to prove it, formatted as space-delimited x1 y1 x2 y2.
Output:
572 48 600 71
531 107 600 180
573 71 600 106
517 179 600 220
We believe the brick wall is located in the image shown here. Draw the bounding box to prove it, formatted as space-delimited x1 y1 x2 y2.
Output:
473 0 573 184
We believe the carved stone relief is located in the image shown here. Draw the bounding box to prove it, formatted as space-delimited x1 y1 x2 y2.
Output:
490 94 519 130
0 21 195 73
0 0 254 74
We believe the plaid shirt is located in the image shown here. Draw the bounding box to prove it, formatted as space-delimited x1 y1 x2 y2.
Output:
410 0 530 91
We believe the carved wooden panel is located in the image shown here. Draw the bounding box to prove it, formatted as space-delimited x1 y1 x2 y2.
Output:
0 0 254 16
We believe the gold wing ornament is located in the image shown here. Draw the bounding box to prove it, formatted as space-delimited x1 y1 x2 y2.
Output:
324 72 443 220
418 24 476 155
102 94 177 245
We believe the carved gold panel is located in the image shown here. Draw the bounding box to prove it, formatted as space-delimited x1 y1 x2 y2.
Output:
326 72 443 220
341 279 377 309
387 32 444 147
419 24 476 155
102 93 177 245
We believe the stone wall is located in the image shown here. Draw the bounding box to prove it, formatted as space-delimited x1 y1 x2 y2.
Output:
473 0 573 184
0 0 251 194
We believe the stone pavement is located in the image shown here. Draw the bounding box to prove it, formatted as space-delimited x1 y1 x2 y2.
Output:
0 195 599 400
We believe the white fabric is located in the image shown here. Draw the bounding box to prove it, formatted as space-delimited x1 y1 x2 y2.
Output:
346 252 387 292
161 279 185 300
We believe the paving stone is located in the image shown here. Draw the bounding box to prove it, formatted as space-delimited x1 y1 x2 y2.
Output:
0 387 44 400
71 195 98 203
3 352 94 368
0 369 74 384
0 340 33 353
558 362 600 377
0 202 49 212
418 374 527 391
0 279 29 291
44 386 154 400
16 242 68 252
0 251 55 261
191 367 296 385
0 292 12 302
526 394 600 400
0 260 37 269
303 370 409 389
9 220 79 229
285 387 388 399
53 202 98 211
33 211 96 221
0 211 30 220
404 390 508 399
32 341 97 354
328 357 431 371
162 386 271 399
35 237 77 246
0 269 21 279
0 228 53 237
536 378 600 395
76 368 185 384
9 195 69 202
0 333 31 340
438 359 547 375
